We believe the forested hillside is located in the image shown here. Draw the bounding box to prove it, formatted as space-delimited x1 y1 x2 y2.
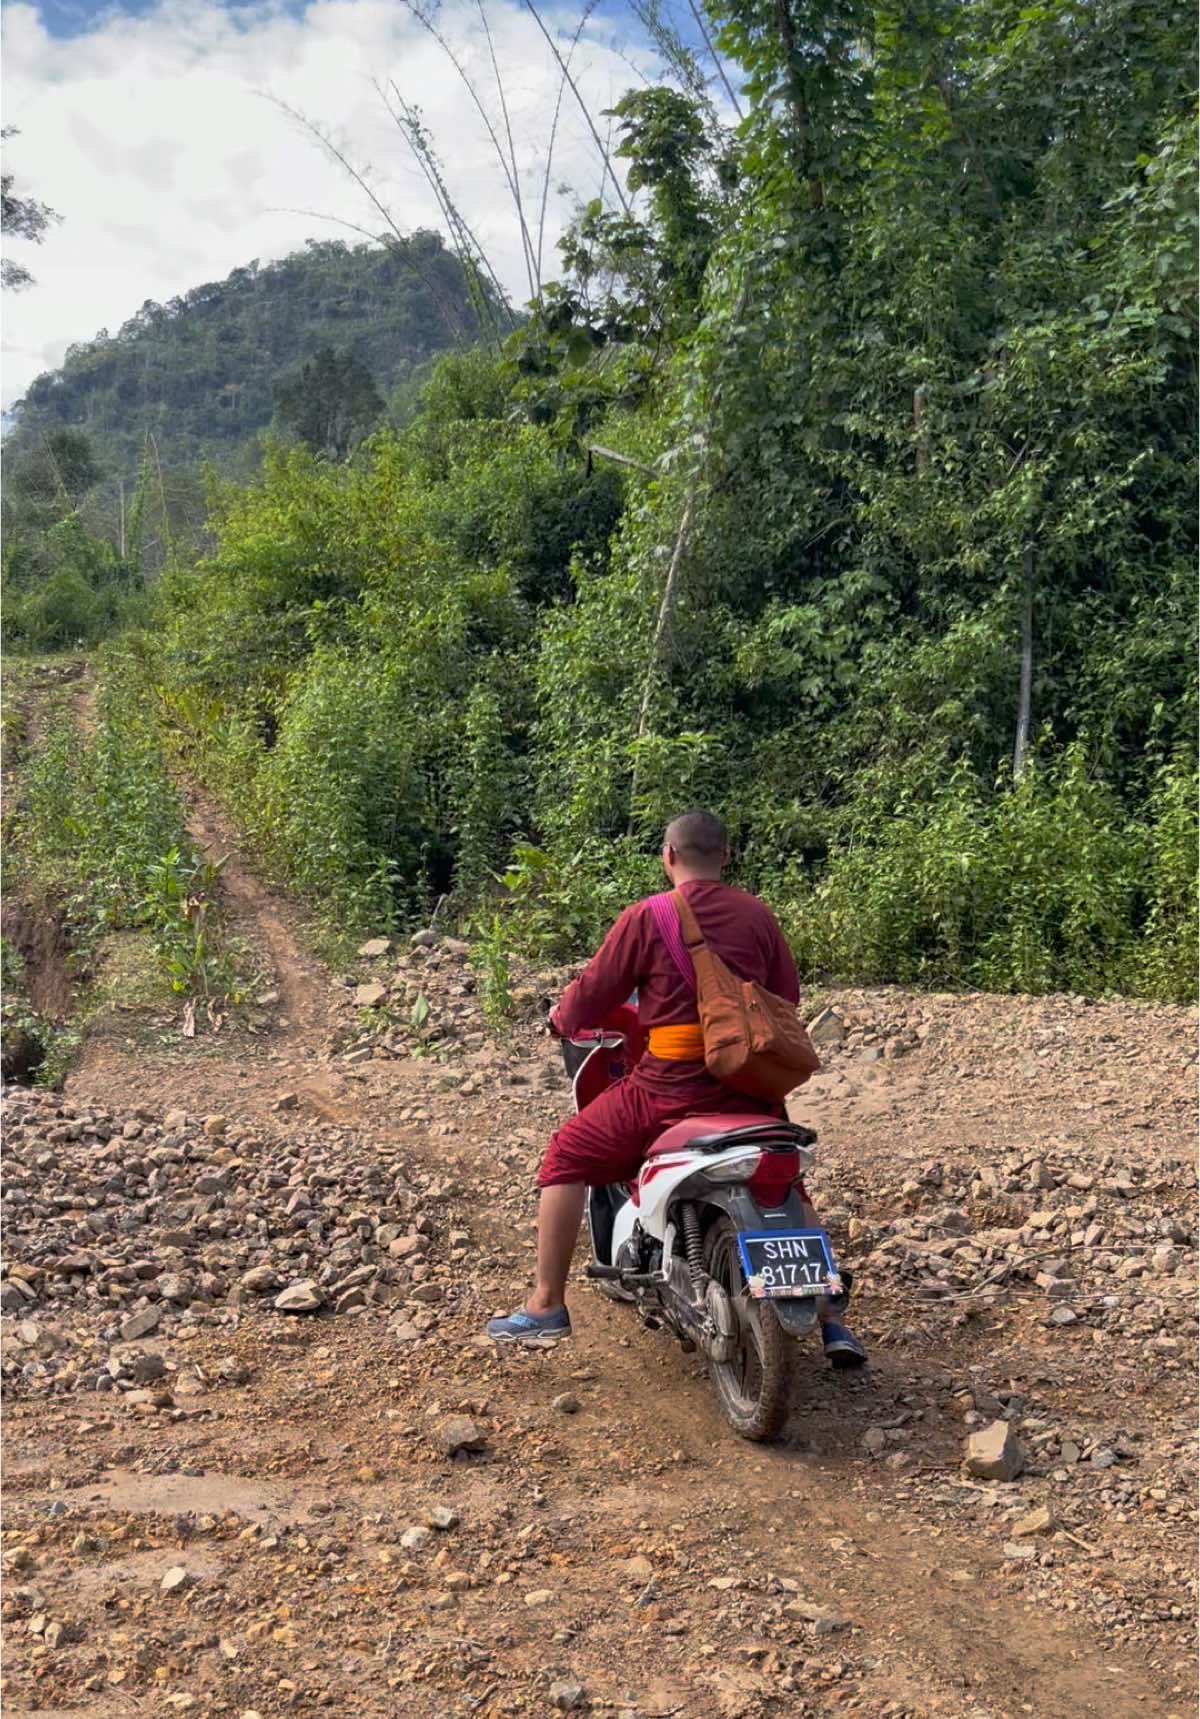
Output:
5 0 1197 1004
4 233 496 476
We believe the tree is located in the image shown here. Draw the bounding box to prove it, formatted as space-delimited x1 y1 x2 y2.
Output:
272 347 385 461
7 429 101 505
608 87 716 319
1 128 60 290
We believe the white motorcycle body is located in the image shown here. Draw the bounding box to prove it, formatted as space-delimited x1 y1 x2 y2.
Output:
609 1132 815 1255
563 1029 843 1350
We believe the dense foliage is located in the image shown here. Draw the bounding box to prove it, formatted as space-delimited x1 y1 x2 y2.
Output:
273 347 386 462
1 428 153 651
2 235 493 651
11 0 1198 1001
5 646 248 1042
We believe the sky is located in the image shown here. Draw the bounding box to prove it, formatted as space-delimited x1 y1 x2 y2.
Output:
1 0 698 409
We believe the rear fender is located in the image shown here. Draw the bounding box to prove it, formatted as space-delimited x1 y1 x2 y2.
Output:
689 1185 810 1232
690 1186 823 1337
772 1297 819 1335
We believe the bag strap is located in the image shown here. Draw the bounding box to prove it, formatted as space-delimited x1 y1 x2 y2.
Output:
647 892 695 989
670 886 709 955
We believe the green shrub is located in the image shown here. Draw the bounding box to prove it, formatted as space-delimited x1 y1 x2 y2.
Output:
775 747 1197 1002
469 912 514 1026
15 645 247 1004
1131 759 1200 1003
241 644 424 931
2 517 148 654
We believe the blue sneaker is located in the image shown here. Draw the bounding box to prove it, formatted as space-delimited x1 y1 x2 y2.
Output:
487 1307 572 1343
821 1321 867 1369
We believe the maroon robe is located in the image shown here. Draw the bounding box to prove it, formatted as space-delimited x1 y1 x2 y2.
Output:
539 880 804 1188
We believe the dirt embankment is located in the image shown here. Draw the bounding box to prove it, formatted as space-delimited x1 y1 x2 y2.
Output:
1 895 75 1024
2 783 1196 1719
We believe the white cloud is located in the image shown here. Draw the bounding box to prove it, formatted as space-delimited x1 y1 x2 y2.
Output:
1 0 673 408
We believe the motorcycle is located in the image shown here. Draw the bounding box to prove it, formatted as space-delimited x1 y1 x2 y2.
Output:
560 1004 849 1441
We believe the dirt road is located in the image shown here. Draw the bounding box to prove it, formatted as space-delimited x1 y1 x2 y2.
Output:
2 784 1196 1718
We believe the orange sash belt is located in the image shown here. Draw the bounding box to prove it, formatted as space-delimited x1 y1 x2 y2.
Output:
648 1022 705 1060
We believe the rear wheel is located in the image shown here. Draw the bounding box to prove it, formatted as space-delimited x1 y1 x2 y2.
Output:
702 1216 792 1441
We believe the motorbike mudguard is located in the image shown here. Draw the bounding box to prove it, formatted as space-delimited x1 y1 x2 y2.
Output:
699 1185 810 1232
699 1185 823 1336
772 1297 820 1334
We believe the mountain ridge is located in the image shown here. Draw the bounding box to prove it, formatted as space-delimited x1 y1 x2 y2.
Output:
4 233 500 478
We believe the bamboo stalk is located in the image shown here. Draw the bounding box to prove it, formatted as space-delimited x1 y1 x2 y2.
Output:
270 96 495 346
536 1 598 285
627 486 696 831
520 0 633 214
399 0 539 299
473 0 538 294
685 0 744 118
1012 542 1034 781
587 443 658 475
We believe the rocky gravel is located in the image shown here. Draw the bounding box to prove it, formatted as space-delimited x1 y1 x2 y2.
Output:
326 930 565 1071
2 938 1197 1719
0 1084 479 1399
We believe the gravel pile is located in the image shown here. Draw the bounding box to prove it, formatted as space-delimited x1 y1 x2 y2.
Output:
841 1145 1196 1327
325 933 569 1068
0 1086 480 1401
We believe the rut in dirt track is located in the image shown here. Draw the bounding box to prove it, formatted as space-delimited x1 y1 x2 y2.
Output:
185 796 328 1047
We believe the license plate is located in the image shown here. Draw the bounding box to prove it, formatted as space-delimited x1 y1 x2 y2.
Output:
737 1228 838 1299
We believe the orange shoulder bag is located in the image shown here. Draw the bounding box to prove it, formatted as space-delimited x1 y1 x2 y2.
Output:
668 888 820 1103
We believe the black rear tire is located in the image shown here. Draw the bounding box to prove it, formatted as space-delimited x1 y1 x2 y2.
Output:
703 1216 792 1441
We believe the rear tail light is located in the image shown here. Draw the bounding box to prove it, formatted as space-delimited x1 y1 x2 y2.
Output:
748 1148 800 1208
703 1150 764 1182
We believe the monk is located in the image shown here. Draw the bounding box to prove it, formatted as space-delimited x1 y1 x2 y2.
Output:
487 810 866 1366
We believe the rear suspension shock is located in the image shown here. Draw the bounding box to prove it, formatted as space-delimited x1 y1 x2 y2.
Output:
681 1201 704 1285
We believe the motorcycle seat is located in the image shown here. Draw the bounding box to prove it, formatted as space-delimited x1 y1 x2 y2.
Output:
645 1116 818 1158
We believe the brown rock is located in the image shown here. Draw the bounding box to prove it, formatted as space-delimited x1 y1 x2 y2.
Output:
120 1306 161 1342
435 1415 487 1457
273 1280 325 1313
965 1419 1024 1481
807 1007 846 1050
785 1598 850 1633
240 1265 280 1294
1011 1505 1057 1537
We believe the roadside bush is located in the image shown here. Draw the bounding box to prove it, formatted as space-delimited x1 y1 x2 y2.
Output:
2 516 148 652
499 838 663 959
1130 759 1200 1003
20 652 184 927
775 748 1197 1003
16 645 245 1002
240 644 427 930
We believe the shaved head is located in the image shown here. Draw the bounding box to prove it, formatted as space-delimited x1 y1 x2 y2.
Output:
663 810 729 873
